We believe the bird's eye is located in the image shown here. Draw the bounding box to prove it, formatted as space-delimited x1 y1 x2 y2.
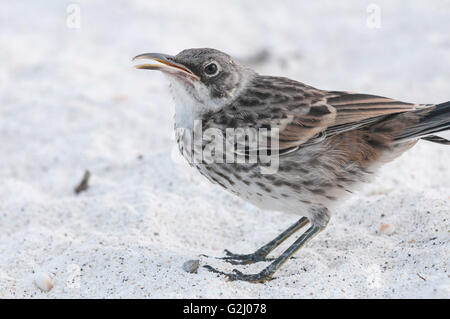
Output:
204 62 219 76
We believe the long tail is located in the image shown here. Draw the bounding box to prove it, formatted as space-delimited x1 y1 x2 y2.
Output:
395 101 450 145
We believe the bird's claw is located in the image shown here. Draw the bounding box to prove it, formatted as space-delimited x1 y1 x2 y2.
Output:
203 265 274 283
220 249 272 265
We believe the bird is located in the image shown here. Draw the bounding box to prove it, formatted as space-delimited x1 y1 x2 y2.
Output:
133 48 450 283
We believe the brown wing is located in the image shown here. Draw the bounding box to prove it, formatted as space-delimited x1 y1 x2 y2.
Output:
205 76 422 155
277 102 336 148
278 90 421 150
327 91 419 126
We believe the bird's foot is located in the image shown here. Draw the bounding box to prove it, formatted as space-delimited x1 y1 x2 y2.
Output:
203 265 274 283
220 249 273 265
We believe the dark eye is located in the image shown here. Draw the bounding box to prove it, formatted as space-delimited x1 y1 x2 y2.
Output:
204 62 218 75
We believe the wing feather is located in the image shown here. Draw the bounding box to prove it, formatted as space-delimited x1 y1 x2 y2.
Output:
327 91 418 126
277 90 421 151
206 77 423 156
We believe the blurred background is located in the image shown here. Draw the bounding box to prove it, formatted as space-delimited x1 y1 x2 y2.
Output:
0 1 449 298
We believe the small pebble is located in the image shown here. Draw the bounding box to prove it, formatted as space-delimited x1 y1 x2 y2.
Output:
34 272 54 292
182 260 200 274
379 223 395 235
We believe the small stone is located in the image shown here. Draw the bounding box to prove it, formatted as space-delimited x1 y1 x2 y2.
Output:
34 272 54 292
379 223 395 235
182 260 200 274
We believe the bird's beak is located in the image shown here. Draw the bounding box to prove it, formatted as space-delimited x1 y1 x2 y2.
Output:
132 53 199 81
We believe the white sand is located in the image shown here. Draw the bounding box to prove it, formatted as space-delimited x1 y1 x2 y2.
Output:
0 1 449 298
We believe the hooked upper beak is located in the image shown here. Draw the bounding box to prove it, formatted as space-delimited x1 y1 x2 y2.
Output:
132 53 199 81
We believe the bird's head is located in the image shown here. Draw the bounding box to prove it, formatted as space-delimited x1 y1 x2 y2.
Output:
133 48 254 124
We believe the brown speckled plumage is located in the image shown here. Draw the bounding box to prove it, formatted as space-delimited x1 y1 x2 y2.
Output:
134 48 450 282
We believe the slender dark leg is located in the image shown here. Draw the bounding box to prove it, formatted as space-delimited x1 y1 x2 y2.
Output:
204 224 323 283
220 217 309 265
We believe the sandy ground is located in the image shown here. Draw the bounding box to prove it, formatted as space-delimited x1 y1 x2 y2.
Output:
0 1 449 298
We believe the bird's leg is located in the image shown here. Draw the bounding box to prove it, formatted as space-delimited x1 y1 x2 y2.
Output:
204 224 323 283
220 217 309 265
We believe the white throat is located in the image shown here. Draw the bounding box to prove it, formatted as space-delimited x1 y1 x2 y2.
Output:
167 72 254 130
168 77 222 130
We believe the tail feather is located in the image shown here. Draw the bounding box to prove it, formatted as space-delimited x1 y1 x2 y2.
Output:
421 135 450 145
395 101 450 144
